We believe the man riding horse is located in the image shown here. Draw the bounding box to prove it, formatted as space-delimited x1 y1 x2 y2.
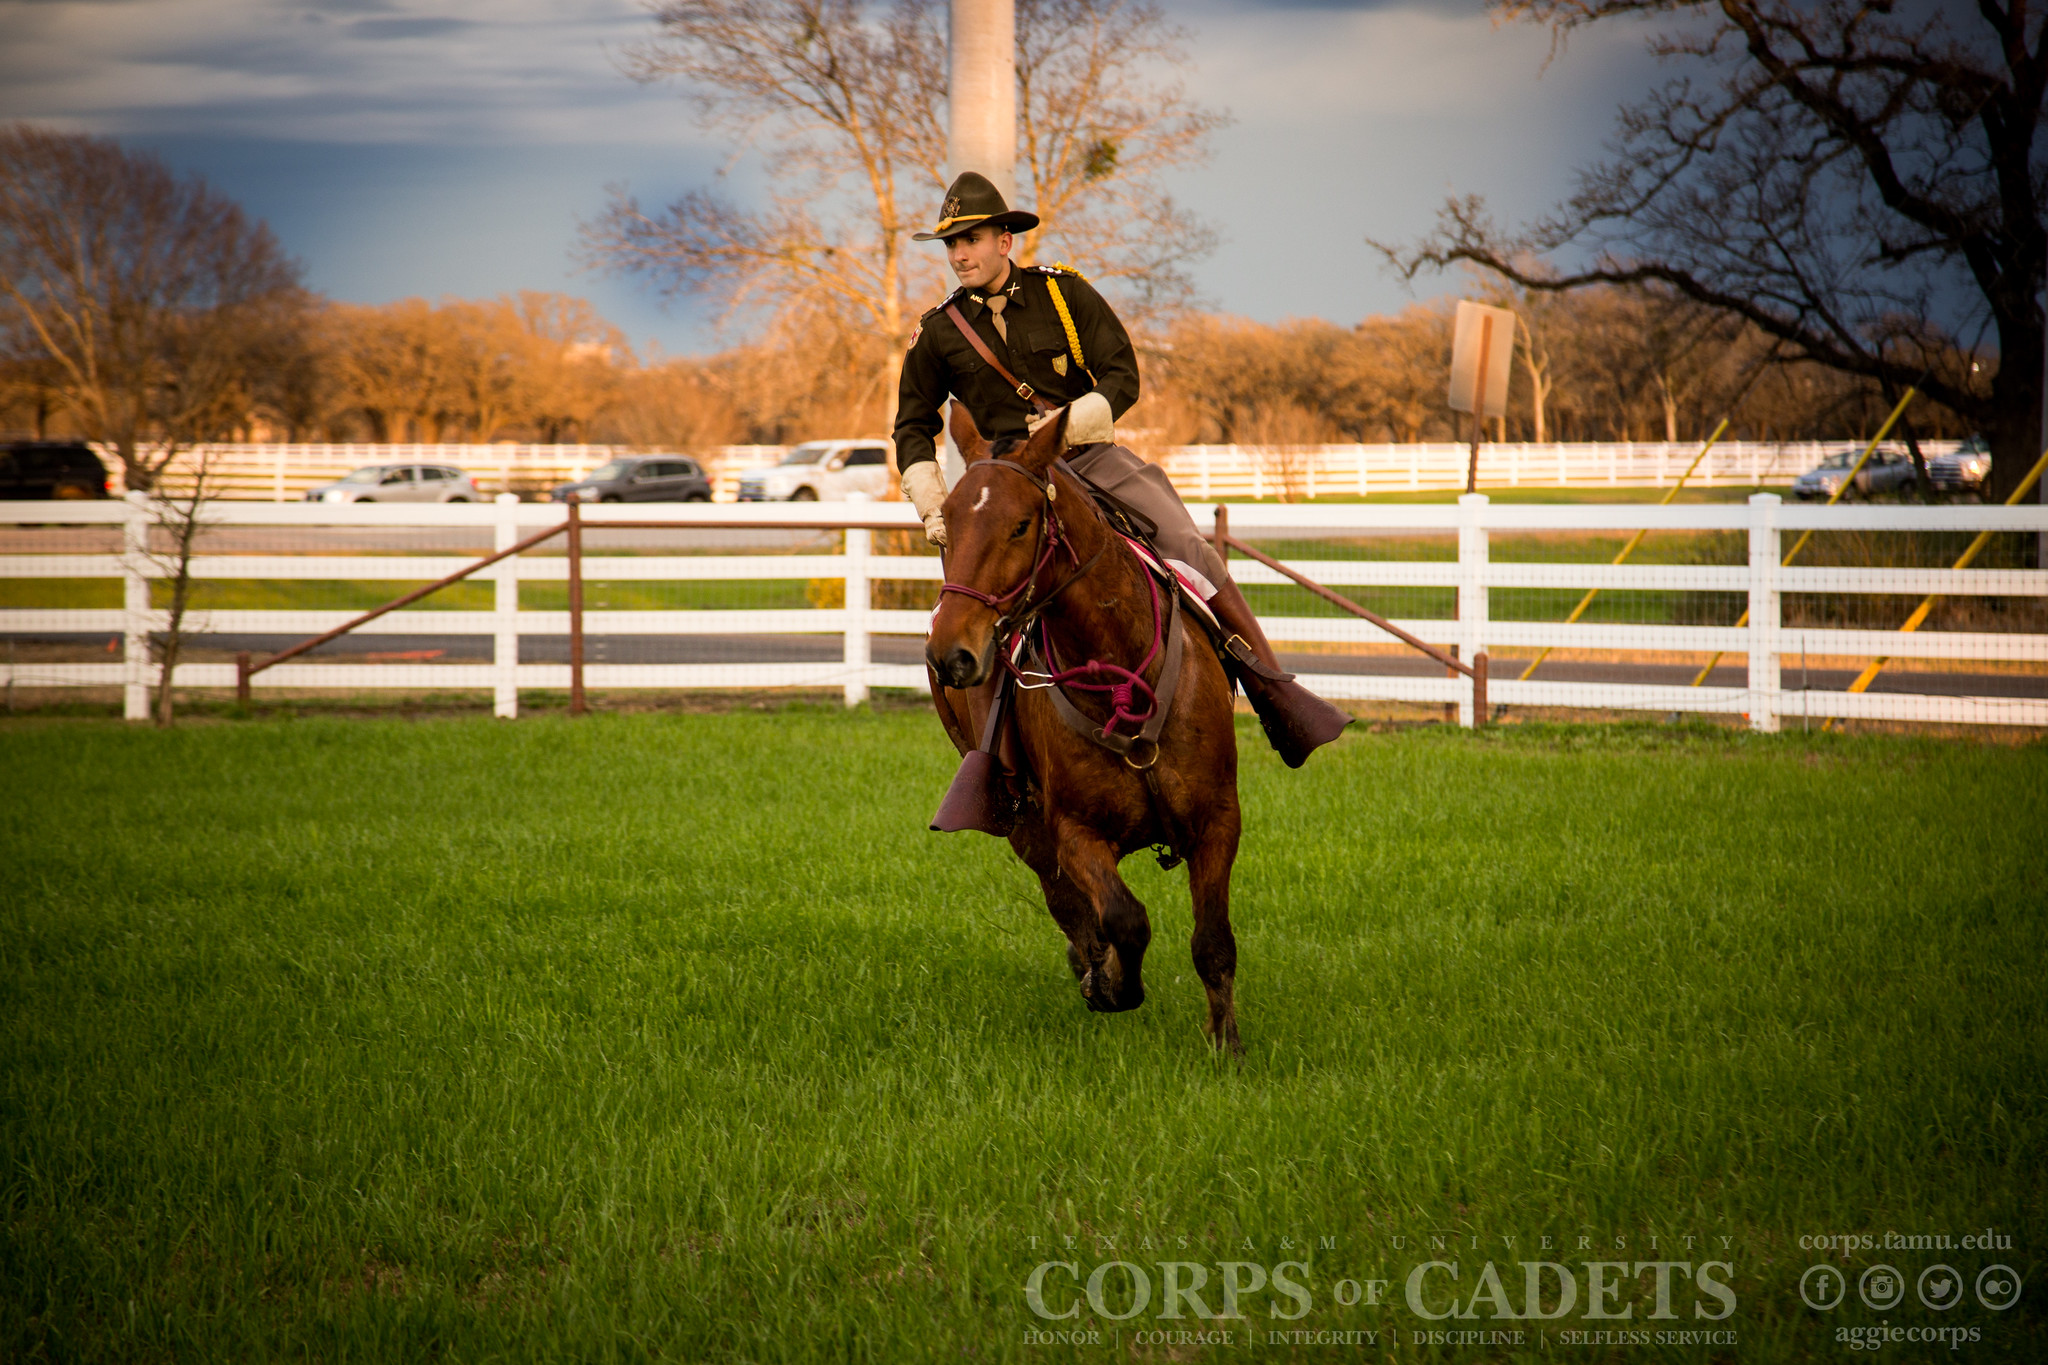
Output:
895 171 1352 768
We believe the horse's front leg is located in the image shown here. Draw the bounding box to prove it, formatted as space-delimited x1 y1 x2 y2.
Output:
1185 802 1243 1053
1048 820 1152 1013
1007 812 1105 997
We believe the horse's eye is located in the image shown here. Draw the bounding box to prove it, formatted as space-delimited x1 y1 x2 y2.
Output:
1010 517 1031 539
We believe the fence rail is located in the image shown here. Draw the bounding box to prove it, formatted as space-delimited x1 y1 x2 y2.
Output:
105 439 1963 503
3 495 2041 729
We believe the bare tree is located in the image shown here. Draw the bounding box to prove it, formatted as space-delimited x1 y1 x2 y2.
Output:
1376 1 2046 500
1012 0 1229 316
582 0 948 423
0 125 310 491
138 453 217 727
580 0 1227 422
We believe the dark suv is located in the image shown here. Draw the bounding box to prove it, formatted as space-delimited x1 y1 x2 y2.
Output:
1 442 110 500
551 455 714 504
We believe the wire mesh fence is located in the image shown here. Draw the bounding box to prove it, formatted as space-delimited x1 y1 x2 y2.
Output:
2 495 2042 729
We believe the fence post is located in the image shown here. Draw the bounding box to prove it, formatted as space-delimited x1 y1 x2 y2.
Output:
1747 492 1781 733
843 508 871 707
1457 492 1489 728
121 492 152 721
493 493 520 719
567 500 585 716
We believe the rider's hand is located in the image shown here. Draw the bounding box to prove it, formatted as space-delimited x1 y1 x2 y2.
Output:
901 460 949 548
1064 391 1114 448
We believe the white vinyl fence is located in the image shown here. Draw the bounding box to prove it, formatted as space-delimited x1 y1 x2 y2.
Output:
3 495 2042 729
116 443 791 503
114 439 1958 503
1154 439 1959 500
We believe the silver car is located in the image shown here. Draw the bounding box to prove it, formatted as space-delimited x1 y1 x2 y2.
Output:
304 464 481 504
1791 446 1918 500
734 441 893 501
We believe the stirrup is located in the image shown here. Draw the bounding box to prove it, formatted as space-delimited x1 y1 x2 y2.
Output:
1223 633 1294 684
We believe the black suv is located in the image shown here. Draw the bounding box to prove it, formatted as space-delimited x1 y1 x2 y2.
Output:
1 442 110 500
551 454 714 504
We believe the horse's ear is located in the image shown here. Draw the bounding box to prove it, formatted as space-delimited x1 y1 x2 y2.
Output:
948 401 989 464
1017 405 1069 474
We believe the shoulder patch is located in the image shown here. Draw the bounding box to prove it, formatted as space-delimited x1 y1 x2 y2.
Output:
1028 260 1089 281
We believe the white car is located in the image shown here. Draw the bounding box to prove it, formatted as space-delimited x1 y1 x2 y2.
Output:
305 463 480 504
734 441 892 501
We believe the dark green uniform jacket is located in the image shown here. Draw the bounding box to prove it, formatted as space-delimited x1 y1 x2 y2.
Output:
893 264 1139 471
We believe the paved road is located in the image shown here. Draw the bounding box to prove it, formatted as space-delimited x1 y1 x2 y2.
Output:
8 628 2042 699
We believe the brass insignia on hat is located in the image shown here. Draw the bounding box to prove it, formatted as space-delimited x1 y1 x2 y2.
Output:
942 197 961 220
1051 355 1068 376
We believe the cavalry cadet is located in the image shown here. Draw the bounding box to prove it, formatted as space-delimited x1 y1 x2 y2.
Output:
895 171 1351 767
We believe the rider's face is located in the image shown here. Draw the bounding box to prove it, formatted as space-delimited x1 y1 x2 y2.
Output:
946 225 1012 291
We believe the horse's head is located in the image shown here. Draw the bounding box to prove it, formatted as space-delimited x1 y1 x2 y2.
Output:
926 405 1071 689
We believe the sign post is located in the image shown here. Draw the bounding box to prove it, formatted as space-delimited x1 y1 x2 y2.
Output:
1449 300 1516 493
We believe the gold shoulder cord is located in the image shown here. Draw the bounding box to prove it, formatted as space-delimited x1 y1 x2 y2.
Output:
1041 264 1094 385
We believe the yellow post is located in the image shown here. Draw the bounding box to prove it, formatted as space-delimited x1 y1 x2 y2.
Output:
1820 446 2048 728
1689 386 1919 688
1518 416 1732 681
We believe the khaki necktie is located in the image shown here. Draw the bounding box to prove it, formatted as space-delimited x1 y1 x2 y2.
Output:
984 292 1009 344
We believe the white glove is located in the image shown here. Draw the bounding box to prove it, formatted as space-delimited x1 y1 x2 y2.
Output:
1063 391 1114 448
901 460 949 547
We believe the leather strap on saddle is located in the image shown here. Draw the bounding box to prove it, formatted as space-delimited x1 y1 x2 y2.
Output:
1220 632 1295 684
1027 588 1188 771
947 304 1055 413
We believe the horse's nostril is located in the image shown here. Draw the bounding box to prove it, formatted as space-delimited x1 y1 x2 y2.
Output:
945 647 979 686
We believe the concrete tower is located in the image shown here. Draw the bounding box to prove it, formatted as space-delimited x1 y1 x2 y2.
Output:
948 0 1016 197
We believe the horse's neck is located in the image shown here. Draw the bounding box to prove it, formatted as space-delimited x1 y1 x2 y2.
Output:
1040 489 1153 661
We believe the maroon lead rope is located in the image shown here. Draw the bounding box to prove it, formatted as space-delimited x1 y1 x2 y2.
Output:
1024 567 1164 740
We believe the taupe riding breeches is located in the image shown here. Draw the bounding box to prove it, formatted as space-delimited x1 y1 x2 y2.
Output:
1064 442 1230 599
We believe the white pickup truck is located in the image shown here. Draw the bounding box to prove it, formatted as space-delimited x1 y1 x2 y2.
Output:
734 440 893 501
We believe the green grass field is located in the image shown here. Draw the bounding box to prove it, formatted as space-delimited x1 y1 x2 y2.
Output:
2 712 2043 1362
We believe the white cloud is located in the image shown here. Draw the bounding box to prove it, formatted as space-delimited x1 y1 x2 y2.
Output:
0 0 686 145
1192 4 1588 124
0 0 1671 336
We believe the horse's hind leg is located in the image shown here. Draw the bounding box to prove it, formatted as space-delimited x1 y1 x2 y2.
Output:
1186 807 1244 1053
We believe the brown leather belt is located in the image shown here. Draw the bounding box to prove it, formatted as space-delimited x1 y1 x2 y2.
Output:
946 304 1056 413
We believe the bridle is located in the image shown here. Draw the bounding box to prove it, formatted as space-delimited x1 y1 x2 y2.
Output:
936 458 1096 635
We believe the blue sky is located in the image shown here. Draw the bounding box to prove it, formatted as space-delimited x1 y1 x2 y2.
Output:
0 0 1662 357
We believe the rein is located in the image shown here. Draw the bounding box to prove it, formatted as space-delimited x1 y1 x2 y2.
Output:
1021 568 1164 740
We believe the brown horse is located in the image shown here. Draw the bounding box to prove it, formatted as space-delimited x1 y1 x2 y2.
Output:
925 406 1246 1051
